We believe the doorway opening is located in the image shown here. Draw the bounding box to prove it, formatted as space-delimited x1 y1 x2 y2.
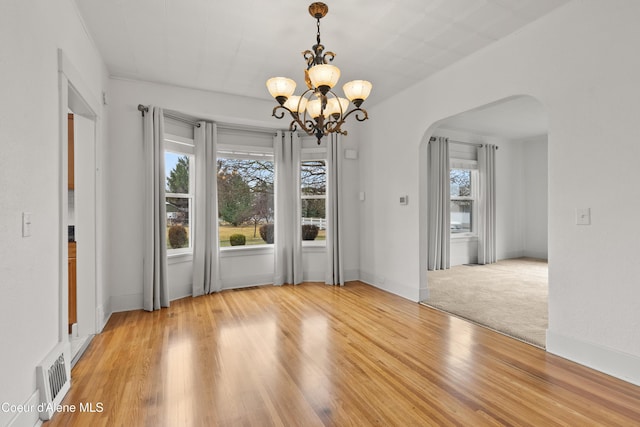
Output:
58 50 102 365
420 95 549 348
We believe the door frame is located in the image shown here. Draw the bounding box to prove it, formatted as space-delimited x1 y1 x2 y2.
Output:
57 49 102 342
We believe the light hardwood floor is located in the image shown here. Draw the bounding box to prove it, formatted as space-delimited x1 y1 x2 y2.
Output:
46 281 640 426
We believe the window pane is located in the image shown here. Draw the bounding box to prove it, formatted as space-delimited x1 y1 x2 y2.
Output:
450 169 471 197
301 160 326 196
301 160 326 241
166 196 190 249
450 200 472 233
217 157 274 247
165 152 190 193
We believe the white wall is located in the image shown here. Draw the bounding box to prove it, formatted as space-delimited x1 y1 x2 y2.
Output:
496 139 526 260
0 1 109 425
358 0 640 384
522 136 548 259
106 78 361 311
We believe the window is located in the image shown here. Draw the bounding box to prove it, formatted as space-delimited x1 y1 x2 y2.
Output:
450 168 477 235
301 159 327 243
165 135 195 253
217 149 274 247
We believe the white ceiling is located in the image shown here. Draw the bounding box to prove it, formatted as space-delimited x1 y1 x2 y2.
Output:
74 0 569 107
437 95 548 140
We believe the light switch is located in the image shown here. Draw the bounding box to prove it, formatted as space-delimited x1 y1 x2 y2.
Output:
359 191 366 201
576 208 590 225
22 212 32 237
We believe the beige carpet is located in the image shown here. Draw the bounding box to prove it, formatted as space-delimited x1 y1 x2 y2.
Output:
421 258 548 348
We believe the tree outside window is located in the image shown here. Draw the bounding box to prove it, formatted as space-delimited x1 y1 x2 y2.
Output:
301 160 326 241
450 168 474 234
217 156 274 247
165 152 193 250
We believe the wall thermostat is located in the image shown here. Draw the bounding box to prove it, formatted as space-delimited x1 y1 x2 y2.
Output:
399 195 408 205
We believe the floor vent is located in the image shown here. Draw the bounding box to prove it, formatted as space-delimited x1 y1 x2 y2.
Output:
232 286 260 291
36 342 71 420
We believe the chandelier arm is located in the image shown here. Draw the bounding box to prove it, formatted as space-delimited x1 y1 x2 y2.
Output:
322 51 335 64
341 107 369 122
303 50 315 68
286 113 316 137
272 105 293 120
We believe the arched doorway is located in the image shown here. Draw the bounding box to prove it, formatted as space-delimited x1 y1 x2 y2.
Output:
419 95 549 347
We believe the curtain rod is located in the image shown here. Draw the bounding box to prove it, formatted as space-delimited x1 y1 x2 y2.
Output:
430 136 499 150
137 104 201 128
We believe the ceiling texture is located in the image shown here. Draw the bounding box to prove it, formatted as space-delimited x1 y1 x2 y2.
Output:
74 0 568 136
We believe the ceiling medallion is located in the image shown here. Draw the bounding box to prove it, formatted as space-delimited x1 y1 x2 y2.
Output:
266 2 372 142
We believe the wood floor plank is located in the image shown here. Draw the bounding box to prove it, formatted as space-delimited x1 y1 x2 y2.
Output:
45 281 640 426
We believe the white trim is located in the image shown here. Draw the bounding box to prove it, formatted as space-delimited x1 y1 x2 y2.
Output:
217 144 274 155
220 245 274 257
546 330 640 386
302 241 327 250
359 270 420 302
57 50 100 116
221 275 274 289
165 135 195 154
110 293 143 313
58 49 101 343
167 252 193 264
5 390 41 427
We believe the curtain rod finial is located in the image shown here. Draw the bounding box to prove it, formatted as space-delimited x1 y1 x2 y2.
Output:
138 104 149 117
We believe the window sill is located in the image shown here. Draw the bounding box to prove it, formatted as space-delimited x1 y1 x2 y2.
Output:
450 234 478 242
167 251 193 264
303 243 326 253
220 245 274 258
302 240 326 249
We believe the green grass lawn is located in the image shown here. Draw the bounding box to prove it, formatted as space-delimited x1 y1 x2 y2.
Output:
167 224 326 248
219 224 325 247
219 224 267 247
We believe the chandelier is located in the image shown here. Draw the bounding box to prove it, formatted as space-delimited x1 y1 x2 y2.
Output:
266 2 372 142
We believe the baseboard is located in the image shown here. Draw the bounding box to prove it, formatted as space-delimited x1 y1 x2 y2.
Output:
95 304 112 333
546 330 640 386
110 293 143 313
343 268 359 282
522 250 548 260
5 390 42 427
303 271 325 282
360 270 419 302
221 274 274 289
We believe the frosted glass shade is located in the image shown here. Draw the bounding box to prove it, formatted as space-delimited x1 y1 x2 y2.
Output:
308 64 340 90
326 97 349 117
284 96 308 113
306 99 325 118
343 80 372 102
266 77 296 98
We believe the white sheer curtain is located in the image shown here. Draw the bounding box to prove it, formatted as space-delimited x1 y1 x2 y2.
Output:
427 136 450 271
478 144 497 265
142 106 169 311
274 130 303 285
325 133 344 285
192 122 221 295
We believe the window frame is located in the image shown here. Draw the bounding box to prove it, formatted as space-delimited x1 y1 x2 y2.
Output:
165 134 196 257
217 144 275 251
450 160 478 239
